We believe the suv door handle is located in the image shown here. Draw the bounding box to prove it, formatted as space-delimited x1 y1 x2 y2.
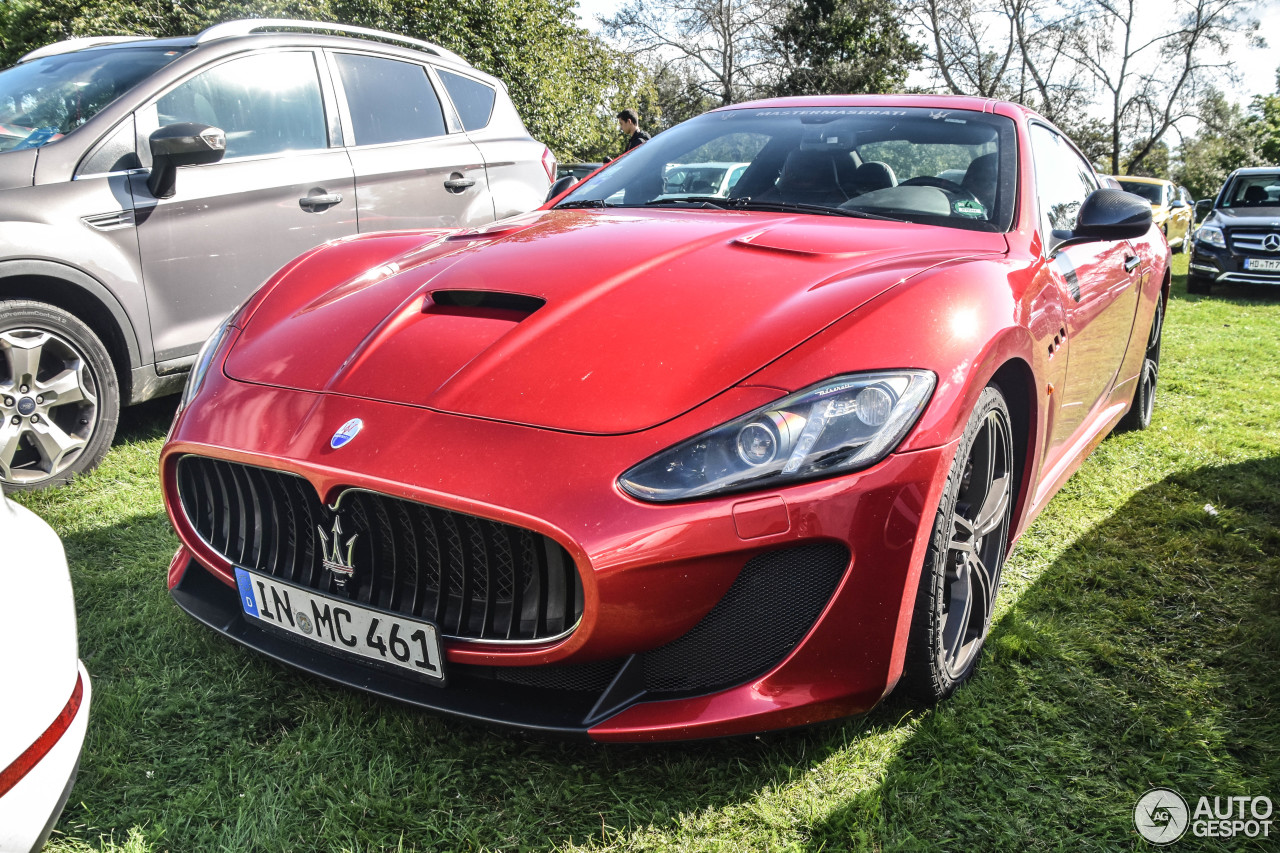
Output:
444 174 476 193
1123 255 1140 273
299 192 343 211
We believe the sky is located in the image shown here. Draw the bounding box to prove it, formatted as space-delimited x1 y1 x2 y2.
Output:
574 0 1280 106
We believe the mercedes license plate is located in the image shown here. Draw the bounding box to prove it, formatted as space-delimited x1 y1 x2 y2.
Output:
235 568 445 684
1245 257 1280 272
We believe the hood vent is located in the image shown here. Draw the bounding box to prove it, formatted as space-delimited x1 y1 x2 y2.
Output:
426 290 545 319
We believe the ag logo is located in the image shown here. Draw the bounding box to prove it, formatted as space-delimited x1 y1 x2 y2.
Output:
1263 233 1280 252
330 417 363 449
1135 788 1190 844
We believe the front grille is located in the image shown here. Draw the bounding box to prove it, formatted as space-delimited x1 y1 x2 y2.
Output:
176 456 582 643
1228 229 1280 254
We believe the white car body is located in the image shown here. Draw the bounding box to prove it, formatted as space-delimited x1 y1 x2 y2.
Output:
0 495 91 853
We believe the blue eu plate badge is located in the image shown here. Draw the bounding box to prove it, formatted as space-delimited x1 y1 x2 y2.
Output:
331 417 363 449
235 568 259 617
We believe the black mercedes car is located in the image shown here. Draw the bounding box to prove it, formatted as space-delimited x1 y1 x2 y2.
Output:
1188 167 1280 294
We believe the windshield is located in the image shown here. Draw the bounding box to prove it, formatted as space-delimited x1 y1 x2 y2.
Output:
0 46 187 152
1117 180 1165 205
1221 174 1280 208
559 106 1019 231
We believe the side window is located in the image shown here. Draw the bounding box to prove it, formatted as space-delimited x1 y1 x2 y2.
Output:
336 54 447 144
156 52 326 159
438 69 496 131
1030 124 1098 240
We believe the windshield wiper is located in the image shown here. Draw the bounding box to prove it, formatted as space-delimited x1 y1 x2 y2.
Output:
644 196 733 209
729 200 906 222
555 198 618 209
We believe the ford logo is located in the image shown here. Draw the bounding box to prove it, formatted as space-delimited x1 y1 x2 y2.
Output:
330 418 364 449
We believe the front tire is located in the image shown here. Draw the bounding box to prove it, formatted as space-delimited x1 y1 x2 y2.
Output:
0 301 119 490
1186 273 1211 295
901 385 1015 703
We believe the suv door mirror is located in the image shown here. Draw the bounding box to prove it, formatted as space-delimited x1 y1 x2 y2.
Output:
545 175 578 202
148 123 226 199
1072 188 1152 241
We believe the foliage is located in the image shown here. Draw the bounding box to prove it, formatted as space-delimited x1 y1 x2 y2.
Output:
1249 90 1280 164
1173 90 1261 200
770 0 921 96
0 0 644 161
634 59 717 135
15 257 1280 853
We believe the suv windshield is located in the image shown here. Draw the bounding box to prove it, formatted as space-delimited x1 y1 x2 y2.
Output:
558 105 1019 231
1221 174 1280 208
0 46 188 151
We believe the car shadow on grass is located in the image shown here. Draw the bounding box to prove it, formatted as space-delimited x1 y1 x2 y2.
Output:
52 457 1278 852
809 456 1280 851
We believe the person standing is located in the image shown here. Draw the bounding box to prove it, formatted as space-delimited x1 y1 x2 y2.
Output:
616 108 649 157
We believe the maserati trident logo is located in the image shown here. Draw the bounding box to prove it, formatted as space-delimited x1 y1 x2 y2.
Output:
929 110 950 120
317 516 359 591
330 417 363 449
1263 233 1280 252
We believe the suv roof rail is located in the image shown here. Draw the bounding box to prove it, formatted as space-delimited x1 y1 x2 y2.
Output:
19 36 151 63
195 19 468 65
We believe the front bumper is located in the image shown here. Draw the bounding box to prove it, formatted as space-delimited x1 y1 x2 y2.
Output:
1189 240 1280 286
164 380 953 741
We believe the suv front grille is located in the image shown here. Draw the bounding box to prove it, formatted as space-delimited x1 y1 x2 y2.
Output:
1228 229 1280 254
176 456 582 643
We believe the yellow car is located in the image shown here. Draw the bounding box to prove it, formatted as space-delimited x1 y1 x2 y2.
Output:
1115 176 1194 252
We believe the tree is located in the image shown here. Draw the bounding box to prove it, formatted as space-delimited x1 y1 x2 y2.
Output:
603 0 789 106
770 0 921 96
1069 0 1260 175
911 0 1262 175
1173 90 1259 200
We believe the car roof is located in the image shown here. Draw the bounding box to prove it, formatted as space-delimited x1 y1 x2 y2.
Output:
1114 176 1172 186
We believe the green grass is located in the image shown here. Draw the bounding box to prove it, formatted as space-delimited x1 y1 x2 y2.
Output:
15 254 1280 852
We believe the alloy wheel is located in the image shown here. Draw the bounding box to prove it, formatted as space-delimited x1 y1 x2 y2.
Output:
938 405 1013 679
0 327 100 485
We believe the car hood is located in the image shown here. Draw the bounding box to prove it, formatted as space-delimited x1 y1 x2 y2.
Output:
225 209 1006 434
1205 207 1280 228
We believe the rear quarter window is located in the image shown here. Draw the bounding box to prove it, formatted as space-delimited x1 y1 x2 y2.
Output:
438 70 496 131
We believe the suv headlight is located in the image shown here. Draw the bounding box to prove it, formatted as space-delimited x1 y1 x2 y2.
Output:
619 371 935 502
1196 225 1225 248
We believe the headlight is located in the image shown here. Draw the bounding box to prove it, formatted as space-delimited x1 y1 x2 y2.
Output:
619 371 935 502
177 311 237 410
1196 225 1225 248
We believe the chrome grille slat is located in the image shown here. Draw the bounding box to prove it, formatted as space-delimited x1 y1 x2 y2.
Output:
175 456 583 643
1228 229 1280 254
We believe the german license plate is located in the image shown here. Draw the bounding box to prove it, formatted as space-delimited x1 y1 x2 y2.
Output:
1245 257 1280 272
235 568 445 684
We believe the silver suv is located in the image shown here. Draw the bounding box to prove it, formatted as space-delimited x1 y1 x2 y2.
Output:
0 19 555 489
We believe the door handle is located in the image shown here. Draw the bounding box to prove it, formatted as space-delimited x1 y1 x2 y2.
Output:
299 192 343 211
444 174 476 193
1123 255 1140 273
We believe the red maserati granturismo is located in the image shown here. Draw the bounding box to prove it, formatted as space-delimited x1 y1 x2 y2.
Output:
161 95 1167 741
